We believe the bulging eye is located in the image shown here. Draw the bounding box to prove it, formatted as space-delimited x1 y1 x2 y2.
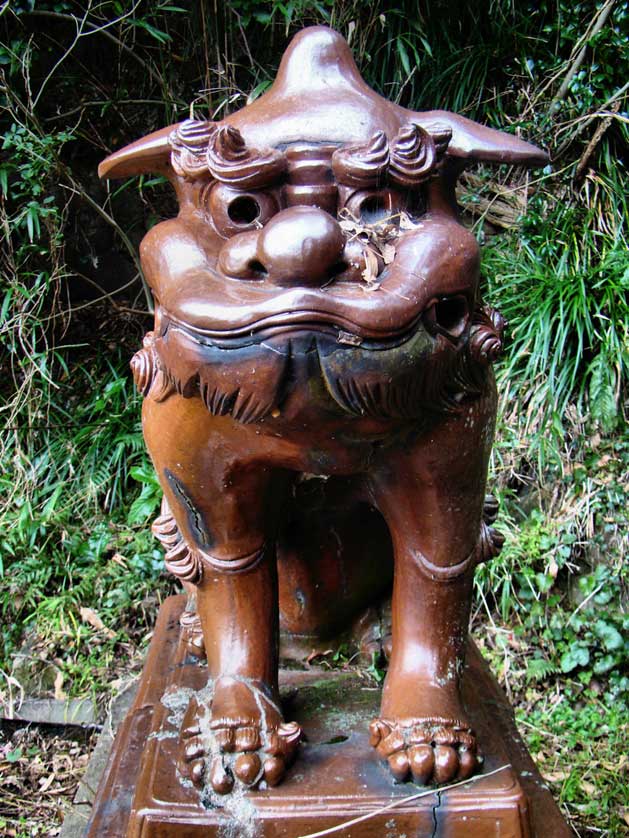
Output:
344 189 403 224
207 183 278 237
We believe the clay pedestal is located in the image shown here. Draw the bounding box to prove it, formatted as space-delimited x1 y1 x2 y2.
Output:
88 596 572 838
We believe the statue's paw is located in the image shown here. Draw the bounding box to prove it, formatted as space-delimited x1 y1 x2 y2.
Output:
205 720 302 793
178 684 302 794
369 717 482 785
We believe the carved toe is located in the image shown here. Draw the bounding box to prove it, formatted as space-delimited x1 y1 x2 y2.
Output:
234 752 262 784
409 744 434 783
370 716 481 786
388 751 410 781
210 757 234 794
434 744 458 783
458 747 478 779
262 756 285 787
190 758 205 785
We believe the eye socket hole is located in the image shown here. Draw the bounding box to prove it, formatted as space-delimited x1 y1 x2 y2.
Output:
359 195 390 224
227 195 261 225
406 190 427 219
433 296 469 337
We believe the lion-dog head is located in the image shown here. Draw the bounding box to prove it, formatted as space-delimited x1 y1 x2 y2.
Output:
100 27 547 429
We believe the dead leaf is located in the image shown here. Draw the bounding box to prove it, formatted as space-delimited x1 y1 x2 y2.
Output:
337 330 362 346
39 772 56 792
579 780 597 795
382 243 396 264
339 219 358 234
53 670 66 701
399 211 416 230
306 648 333 665
111 553 127 568
545 770 570 783
361 248 379 284
79 607 115 639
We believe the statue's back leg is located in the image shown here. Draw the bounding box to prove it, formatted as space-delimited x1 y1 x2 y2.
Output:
277 476 393 647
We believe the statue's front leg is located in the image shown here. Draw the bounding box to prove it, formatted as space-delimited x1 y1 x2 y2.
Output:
143 394 301 794
368 382 502 785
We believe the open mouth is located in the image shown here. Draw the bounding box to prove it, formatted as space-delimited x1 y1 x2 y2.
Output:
166 307 425 345
164 292 470 347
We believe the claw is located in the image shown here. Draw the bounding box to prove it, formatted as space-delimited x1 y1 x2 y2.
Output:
214 727 235 752
369 719 390 748
233 725 261 752
184 737 205 761
181 699 203 737
279 720 302 743
268 722 302 759
377 728 405 758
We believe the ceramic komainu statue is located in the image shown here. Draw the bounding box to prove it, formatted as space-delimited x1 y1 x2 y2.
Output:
99 26 547 796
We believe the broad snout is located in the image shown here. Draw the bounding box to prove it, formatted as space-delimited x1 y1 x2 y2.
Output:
219 206 365 287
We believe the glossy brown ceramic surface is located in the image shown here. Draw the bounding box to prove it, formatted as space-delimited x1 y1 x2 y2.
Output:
98 24 550 805
87 595 573 837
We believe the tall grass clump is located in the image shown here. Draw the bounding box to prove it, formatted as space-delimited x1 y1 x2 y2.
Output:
483 161 628 466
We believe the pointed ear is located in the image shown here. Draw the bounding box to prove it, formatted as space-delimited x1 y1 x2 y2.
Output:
414 110 549 167
98 124 181 179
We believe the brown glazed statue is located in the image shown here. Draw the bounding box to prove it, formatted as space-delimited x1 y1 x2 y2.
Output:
99 26 548 800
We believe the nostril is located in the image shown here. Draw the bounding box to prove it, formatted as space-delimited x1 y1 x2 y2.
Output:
326 260 348 280
424 295 469 339
247 259 268 277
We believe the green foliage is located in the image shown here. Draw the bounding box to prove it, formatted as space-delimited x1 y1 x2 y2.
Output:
476 435 628 707
0 353 173 686
518 701 629 835
484 165 629 456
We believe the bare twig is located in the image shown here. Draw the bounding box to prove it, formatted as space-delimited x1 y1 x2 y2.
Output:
575 100 622 180
31 2 92 110
555 81 629 156
59 180 153 312
26 5 163 90
548 0 616 113
297 765 512 838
